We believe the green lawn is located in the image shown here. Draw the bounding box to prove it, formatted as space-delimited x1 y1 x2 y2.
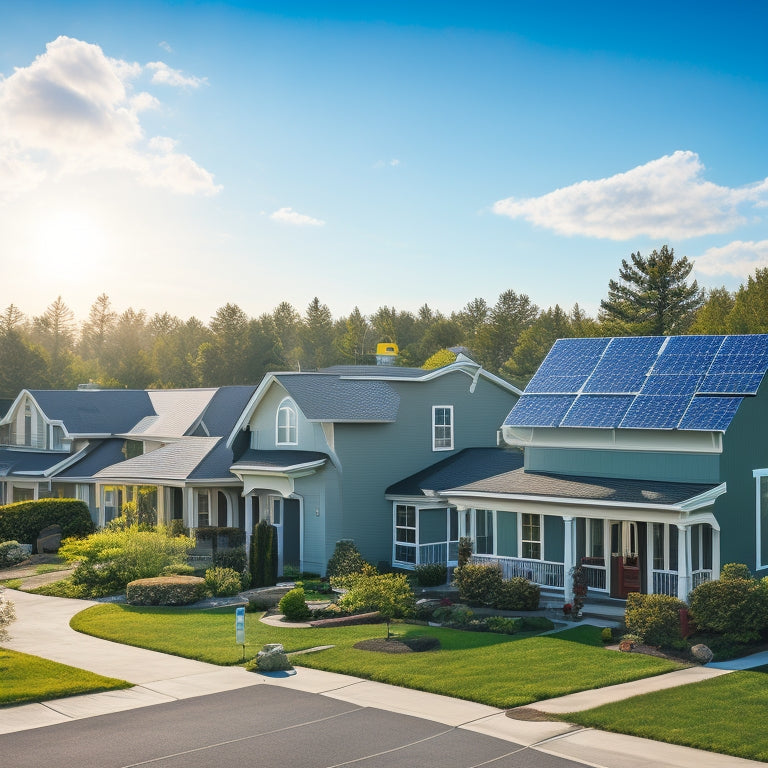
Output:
0 648 131 707
563 669 768 763
71 604 680 709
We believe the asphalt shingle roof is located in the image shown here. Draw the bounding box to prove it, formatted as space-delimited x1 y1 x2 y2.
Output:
0 448 68 476
320 365 429 379
57 439 131 479
449 468 716 507
275 373 400 421
386 448 524 497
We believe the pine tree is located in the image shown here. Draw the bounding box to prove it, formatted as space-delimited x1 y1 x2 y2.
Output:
600 245 703 335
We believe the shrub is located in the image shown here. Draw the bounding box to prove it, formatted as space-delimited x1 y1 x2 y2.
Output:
0 540 27 568
601 627 614 643
720 562 752 581
60 525 195 598
161 563 196 576
432 603 474 626
326 539 366 579
250 520 278 587
204 567 243 597
279 587 311 621
625 592 687 649
493 577 540 611
453 563 503 605
0 589 15 641
0 499 94 548
486 616 522 635
413 562 447 587
213 546 248 573
457 537 473 568
689 576 768 644
337 566 415 636
126 576 208 606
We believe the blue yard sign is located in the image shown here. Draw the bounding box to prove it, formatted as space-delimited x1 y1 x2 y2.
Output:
235 606 245 645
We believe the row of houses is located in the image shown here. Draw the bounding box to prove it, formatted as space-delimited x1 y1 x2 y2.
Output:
2 335 768 605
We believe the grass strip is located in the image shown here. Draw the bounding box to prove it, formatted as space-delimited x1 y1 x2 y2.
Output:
71 604 680 709
0 648 131 707
561 669 768 763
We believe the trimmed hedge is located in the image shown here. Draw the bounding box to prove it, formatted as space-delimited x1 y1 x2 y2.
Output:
195 526 246 550
494 577 540 611
204 566 243 597
250 520 278 587
453 563 503 606
126 575 208 606
327 539 366 579
625 592 687 649
0 499 93 548
689 576 768 644
414 562 447 587
279 586 311 621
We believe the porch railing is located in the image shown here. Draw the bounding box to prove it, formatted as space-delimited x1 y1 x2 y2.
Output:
652 570 678 596
692 569 713 589
581 563 607 591
418 542 448 564
472 554 564 588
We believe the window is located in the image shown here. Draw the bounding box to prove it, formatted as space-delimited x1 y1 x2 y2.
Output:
432 406 453 451
197 492 210 527
276 399 298 445
395 504 416 563
521 513 542 560
652 523 678 571
476 509 494 554
757 472 768 570
587 519 604 561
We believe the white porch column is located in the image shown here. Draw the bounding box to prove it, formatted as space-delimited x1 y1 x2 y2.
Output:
156 486 166 525
563 516 575 603
184 487 195 529
712 527 721 581
244 494 254 557
677 523 690 601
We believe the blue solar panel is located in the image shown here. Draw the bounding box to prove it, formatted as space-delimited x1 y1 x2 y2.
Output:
650 336 724 375
525 337 610 393
583 336 663 394
708 334 768 374
699 373 765 395
561 395 634 428
619 395 691 430
504 395 576 427
678 397 744 431
640 375 702 396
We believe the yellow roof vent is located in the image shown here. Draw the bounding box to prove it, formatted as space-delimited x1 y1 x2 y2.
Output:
375 342 399 366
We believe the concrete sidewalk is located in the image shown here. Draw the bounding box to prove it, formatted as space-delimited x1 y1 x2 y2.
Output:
0 590 764 768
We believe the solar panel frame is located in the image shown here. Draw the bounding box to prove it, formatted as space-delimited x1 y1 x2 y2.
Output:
525 337 610 394
582 336 664 394
619 395 692 430
698 373 765 395
560 395 634 428
678 396 744 431
639 374 703 396
649 335 725 375
504 394 577 428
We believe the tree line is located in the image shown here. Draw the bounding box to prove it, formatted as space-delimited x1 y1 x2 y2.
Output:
2 245 768 399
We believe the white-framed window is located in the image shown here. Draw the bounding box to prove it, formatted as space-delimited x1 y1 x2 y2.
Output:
521 513 542 560
276 398 298 445
394 504 417 564
432 405 453 451
197 492 210 527
754 470 768 570
586 519 605 561
651 523 678 571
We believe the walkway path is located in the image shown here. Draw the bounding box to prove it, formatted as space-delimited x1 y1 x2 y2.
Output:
1 589 764 767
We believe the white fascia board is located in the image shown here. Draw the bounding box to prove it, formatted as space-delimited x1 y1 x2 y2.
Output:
67 433 113 439
231 459 326 474
679 482 727 511
0 390 30 426
502 425 724 454
305 418 394 424
226 374 278 448
385 493 449 506
443 489 693 513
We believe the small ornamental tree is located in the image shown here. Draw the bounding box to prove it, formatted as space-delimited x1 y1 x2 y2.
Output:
0 588 15 642
250 520 278 587
337 565 415 637
326 539 366 579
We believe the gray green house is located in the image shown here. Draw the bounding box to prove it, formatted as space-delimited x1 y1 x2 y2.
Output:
227 357 521 574
436 335 768 604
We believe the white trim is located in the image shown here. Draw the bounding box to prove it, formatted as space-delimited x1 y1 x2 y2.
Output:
432 405 454 451
754 470 768 571
518 511 543 560
276 398 298 446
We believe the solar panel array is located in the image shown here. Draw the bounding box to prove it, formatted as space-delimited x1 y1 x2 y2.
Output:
505 335 768 432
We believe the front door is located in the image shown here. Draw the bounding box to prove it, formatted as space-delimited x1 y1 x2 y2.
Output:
282 498 301 572
610 521 640 598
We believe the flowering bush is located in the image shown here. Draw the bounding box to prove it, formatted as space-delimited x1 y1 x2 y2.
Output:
0 589 15 642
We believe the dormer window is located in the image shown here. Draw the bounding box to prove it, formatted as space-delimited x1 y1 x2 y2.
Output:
276 398 298 445
432 406 453 451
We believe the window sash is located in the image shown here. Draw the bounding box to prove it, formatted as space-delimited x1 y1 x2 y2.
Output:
432 406 453 450
521 513 542 560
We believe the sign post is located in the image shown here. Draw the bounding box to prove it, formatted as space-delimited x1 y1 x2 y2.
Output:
235 605 246 661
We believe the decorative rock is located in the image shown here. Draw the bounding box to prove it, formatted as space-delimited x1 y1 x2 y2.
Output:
690 643 714 663
36 524 62 553
618 640 634 652
256 643 293 672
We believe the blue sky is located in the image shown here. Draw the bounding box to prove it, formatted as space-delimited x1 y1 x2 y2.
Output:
2 1 767 323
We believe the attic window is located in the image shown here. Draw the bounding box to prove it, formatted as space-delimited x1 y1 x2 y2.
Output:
277 398 298 445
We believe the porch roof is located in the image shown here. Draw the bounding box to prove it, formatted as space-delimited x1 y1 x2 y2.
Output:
386 447 524 497
57 439 129 479
447 468 717 507
0 448 68 476
231 449 329 472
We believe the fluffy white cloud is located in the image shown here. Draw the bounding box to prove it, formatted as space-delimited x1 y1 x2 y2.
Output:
270 207 325 227
147 61 207 88
694 240 768 277
493 151 768 240
0 36 219 199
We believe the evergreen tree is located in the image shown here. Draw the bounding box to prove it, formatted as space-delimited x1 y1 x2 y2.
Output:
300 297 335 369
473 290 538 373
600 245 703 335
689 287 735 334
726 269 768 334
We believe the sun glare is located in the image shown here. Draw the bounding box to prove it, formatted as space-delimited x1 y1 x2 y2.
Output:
33 210 108 277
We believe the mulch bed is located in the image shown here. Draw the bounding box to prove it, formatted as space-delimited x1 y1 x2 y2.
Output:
506 707 557 721
354 636 442 654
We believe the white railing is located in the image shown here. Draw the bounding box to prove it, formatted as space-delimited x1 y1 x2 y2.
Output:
418 542 448 564
692 569 713 588
581 563 607 591
472 554 564 587
652 570 678 596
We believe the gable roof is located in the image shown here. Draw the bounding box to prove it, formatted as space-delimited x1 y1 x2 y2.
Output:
124 389 217 439
21 390 154 435
505 334 768 433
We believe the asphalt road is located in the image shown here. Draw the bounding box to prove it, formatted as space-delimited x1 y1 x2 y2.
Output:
0 685 585 768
